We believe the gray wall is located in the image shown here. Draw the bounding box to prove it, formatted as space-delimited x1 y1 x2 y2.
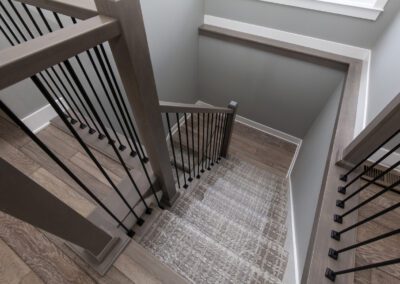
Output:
367 8 400 123
141 0 203 103
290 80 344 278
0 0 204 118
205 0 400 48
198 35 346 138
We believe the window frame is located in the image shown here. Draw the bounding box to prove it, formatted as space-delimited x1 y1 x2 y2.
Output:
258 0 389 20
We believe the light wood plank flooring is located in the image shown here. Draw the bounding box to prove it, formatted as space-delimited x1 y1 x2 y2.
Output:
0 116 297 283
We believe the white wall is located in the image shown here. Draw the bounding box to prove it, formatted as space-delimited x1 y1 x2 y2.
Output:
367 9 400 123
290 80 344 278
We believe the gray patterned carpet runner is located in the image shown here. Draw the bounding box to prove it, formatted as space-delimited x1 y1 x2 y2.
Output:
139 156 289 283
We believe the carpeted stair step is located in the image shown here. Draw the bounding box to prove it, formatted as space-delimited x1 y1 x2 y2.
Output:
170 199 289 276
175 192 286 239
171 193 287 245
194 177 288 215
140 211 283 283
188 183 288 225
211 160 289 202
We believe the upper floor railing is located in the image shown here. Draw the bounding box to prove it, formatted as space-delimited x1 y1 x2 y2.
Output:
0 0 238 275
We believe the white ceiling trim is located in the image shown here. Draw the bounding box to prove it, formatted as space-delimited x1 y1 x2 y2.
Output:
258 0 389 20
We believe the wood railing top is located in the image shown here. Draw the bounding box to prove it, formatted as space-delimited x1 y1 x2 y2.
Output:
340 93 400 166
0 15 119 90
159 101 234 114
16 0 98 19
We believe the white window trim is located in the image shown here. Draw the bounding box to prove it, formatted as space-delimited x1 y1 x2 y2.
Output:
258 0 389 20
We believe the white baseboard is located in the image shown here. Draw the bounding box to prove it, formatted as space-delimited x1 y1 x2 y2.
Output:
289 177 300 284
21 102 60 133
196 100 302 177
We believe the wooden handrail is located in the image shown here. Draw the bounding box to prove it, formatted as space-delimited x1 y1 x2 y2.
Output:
0 15 120 90
16 0 97 19
339 93 400 167
159 101 234 114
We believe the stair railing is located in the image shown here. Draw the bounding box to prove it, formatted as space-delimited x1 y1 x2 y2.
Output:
323 93 400 282
0 0 192 275
159 101 238 189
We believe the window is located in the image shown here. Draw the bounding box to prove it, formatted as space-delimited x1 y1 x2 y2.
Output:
259 0 389 20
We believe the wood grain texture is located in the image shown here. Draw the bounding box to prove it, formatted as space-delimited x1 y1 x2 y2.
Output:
0 212 95 284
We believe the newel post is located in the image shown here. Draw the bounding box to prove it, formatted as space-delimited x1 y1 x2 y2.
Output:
221 101 238 158
94 0 178 206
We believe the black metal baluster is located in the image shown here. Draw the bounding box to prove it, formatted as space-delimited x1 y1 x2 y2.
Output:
216 113 225 161
98 43 148 161
207 113 213 170
338 140 400 194
197 113 201 179
201 113 206 173
325 258 400 282
97 44 137 154
176 114 188 189
331 201 400 241
166 113 181 188
209 113 216 166
63 61 152 215
339 129 400 182
85 49 125 146
221 113 229 158
328 228 400 260
20 3 89 130
40 10 99 135
4 1 76 123
335 178 400 224
33 74 145 224
93 46 134 152
184 113 192 182
337 160 400 209
212 113 219 164
0 100 134 236
191 113 196 179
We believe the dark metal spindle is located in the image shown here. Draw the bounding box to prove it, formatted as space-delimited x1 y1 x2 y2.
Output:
32 75 145 224
184 113 192 182
40 10 100 134
166 113 181 188
191 113 196 179
205 113 211 170
207 113 213 170
209 113 216 166
337 179 400 222
338 160 400 207
0 98 134 236
4 1 76 123
212 113 220 164
176 113 188 188
339 141 400 194
217 113 226 160
197 113 201 178
85 49 125 146
20 3 89 129
325 258 400 281
63 60 152 214
340 129 400 181
35 8 94 132
201 113 206 173
331 202 400 241
98 43 148 161
329 228 400 260
93 46 134 151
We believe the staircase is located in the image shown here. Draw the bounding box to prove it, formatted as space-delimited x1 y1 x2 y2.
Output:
135 115 290 283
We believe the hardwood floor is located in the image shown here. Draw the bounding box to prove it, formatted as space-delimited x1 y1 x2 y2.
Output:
0 116 297 283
